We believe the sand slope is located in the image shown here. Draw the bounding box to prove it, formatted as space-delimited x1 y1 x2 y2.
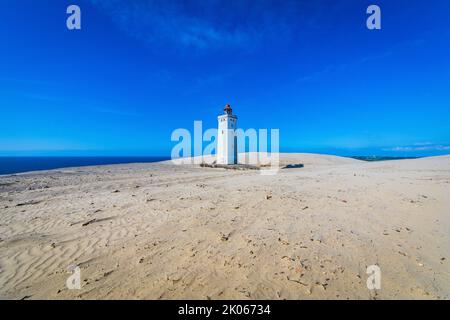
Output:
0 153 449 299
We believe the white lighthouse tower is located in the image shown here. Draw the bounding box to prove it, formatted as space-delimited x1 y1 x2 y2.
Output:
217 104 238 165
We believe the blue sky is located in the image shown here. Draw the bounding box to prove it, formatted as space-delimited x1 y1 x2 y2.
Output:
1 0 449 156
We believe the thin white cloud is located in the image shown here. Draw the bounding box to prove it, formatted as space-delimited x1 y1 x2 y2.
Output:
297 37 426 83
383 143 450 152
87 0 313 52
93 107 140 117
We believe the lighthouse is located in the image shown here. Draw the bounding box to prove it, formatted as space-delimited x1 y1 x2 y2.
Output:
217 104 238 165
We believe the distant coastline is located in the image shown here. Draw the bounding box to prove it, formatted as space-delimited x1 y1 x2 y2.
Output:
0 154 427 175
349 156 421 162
0 156 170 175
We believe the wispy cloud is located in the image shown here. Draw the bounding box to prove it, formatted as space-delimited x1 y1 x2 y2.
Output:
87 0 314 52
297 37 426 83
1 91 62 102
93 107 140 117
383 143 450 152
296 51 392 83
4 90 139 117
183 70 235 95
0 77 60 87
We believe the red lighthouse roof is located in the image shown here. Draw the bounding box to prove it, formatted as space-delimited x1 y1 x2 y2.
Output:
224 104 232 114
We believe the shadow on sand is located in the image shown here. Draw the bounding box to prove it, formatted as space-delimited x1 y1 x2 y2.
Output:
282 164 304 169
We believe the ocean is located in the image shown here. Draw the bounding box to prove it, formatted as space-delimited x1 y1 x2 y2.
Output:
0 155 421 175
0 157 170 175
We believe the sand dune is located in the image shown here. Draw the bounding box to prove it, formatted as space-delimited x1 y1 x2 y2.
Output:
0 153 449 299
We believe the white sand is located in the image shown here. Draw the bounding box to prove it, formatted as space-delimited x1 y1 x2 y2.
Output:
0 153 449 299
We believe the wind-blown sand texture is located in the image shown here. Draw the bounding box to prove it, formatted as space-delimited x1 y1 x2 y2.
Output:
0 153 449 299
